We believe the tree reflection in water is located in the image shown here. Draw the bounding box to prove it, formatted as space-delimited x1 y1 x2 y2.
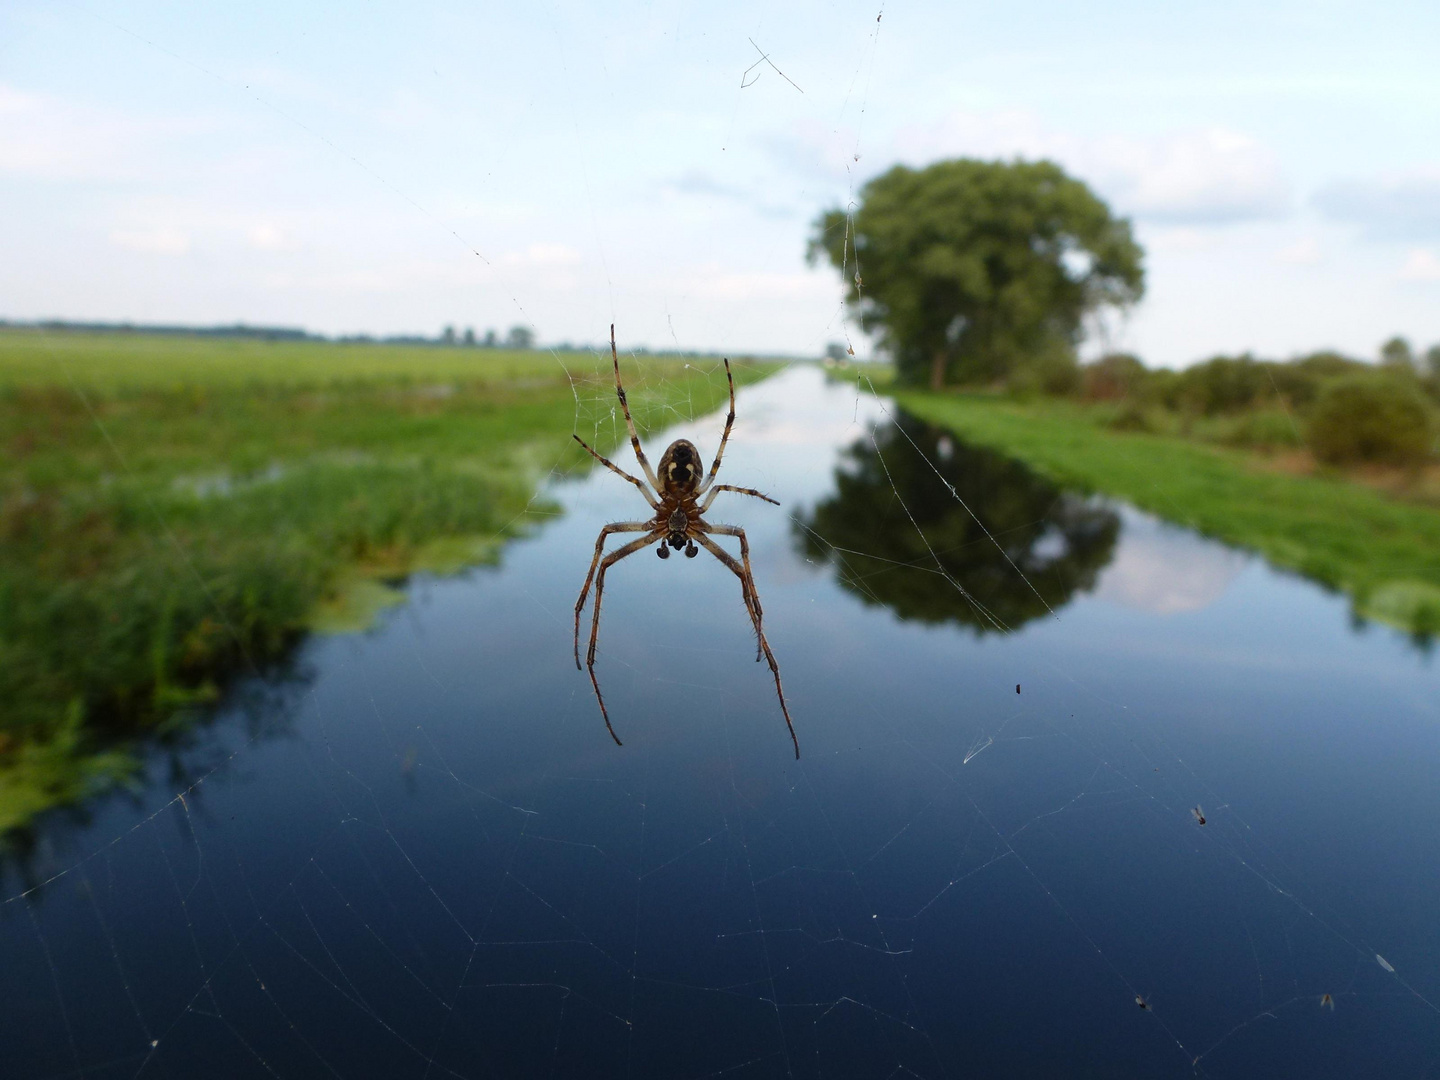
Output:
796 415 1120 631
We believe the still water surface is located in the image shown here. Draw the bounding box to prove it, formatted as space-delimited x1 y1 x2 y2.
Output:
4 366 1439 1078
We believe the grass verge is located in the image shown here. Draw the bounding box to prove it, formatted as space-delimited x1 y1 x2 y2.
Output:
895 391 1440 636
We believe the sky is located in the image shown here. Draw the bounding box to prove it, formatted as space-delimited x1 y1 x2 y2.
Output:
2 0 1438 367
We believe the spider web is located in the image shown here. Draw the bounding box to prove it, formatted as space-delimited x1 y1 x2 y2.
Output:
7 360 1438 1078
4 5 1440 1080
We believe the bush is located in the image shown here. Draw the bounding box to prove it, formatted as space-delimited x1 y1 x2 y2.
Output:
1081 353 1148 401
1106 400 1157 432
1003 335 1082 398
1307 376 1435 467
1166 354 1275 415
1295 350 1365 380
1264 360 1327 408
1422 345 1440 404
1217 409 1304 452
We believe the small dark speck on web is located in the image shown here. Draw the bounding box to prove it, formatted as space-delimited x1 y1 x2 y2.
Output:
1015 684 1020 694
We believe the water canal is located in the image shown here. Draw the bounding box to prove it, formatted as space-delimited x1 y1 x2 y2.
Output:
4 365 1438 1078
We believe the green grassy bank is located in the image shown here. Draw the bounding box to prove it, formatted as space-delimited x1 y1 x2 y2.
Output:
894 391 1440 635
0 328 770 836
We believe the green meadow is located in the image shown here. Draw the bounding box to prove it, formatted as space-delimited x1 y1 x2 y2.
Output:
0 328 771 835
895 390 1440 636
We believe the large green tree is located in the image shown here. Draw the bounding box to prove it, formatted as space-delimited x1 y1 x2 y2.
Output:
809 158 1145 389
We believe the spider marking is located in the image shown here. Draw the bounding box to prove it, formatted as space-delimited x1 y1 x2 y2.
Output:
572 325 798 759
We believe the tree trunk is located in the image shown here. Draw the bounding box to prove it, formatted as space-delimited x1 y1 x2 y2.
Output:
929 349 947 391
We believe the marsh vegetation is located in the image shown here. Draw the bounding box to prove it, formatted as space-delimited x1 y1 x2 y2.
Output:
0 328 768 834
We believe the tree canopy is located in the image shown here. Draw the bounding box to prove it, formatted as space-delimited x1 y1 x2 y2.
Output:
1380 335 1416 374
809 158 1145 389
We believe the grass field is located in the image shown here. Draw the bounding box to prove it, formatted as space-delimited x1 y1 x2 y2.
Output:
895 390 1440 637
0 328 772 836
0 330 594 391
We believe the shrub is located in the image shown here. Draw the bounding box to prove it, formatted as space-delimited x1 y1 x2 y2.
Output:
1294 350 1365 380
1216 409 1304 452
1423 345 1440 405
1145 367 1180 408
1263 361 1325 408
1081 353 1148 401
1008 337 1081 398
1167 354 1275 415
1107 400 1156 432
1380 336 1416 374
1307 376 1435 467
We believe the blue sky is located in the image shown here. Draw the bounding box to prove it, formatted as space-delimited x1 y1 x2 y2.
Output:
2 0 1438 365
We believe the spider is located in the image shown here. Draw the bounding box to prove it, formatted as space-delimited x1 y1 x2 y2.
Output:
572 325 798 759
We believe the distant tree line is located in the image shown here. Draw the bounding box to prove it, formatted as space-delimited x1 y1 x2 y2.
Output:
437 325 534 349
0 319 319 341
1 318 545 350
1079 340 1439 467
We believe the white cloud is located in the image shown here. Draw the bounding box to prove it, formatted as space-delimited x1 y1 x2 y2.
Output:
662 170 798 219
887 111 1291 225
247 223 291 250
0 83 210 182
499 243 583 267
260 257 488 293
1313 169 1440 239
0 84 112 179
1276 237 1322 265
1095 511 1248 615
1095 128 1290 224
1398 248 1440 282
670 265 829 302
375 89 438 131
757 118 863 185
1142 226 1220 253
109 228 192 255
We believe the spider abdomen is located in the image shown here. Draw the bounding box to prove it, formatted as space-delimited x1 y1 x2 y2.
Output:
657 439 702 496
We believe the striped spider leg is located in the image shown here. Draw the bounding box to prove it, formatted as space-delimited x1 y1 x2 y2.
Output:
571 326 797 757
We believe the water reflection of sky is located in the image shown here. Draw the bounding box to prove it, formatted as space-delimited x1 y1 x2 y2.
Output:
2 366 1438 1079
1094 507 1250 615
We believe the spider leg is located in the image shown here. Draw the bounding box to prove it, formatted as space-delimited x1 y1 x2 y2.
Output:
696 357 736 495
699 483 779 512
693 531 799 760
575 521 656 669
702 522 765 657
609 324 662 493
586 530 665 747
572 434 658 508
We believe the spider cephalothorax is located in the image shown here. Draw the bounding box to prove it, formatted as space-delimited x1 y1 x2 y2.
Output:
571 325 798 758
660 505 694 557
